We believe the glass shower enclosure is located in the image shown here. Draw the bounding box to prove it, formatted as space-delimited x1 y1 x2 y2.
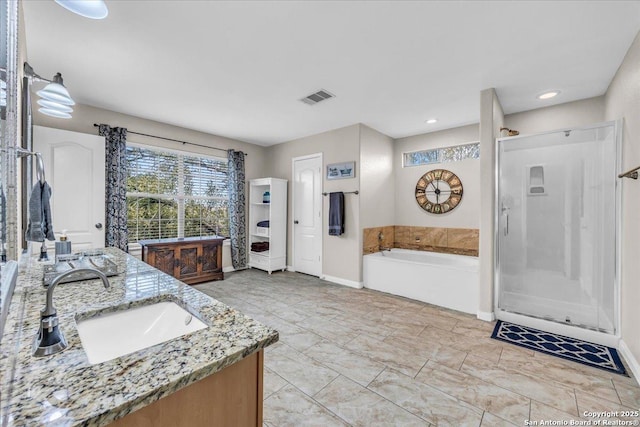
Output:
496 122 619 334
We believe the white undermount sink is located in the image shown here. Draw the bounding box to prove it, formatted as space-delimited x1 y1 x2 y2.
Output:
76 301 208 364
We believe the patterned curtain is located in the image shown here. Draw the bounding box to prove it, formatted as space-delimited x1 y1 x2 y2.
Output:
227 150 246 269
98 124 128 251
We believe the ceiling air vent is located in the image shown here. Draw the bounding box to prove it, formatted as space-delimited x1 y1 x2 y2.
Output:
300 89 335 105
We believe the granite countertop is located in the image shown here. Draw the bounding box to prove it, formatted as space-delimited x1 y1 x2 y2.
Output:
0 248 278 427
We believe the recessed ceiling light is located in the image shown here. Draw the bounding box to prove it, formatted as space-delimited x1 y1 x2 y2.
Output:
537 91 560 100
425 118 438 124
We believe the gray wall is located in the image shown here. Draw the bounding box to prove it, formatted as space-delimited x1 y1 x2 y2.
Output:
605 30 640 372
359 125 394 229
394 124 479 228
265 124 362 284
505 96 605 135
33 103 268 180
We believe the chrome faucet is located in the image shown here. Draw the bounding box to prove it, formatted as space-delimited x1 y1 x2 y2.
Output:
377 231 391 252
33 268 110 357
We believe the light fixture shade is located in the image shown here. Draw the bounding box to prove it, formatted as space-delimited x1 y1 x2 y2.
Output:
54 0 108 20
37 82 75 106
39 107 72 119
37 99 73 113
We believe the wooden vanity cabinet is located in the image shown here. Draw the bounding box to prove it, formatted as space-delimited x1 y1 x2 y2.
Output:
140 237 224 284
109 350 264 427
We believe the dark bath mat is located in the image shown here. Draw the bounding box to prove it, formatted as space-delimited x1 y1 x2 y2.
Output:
491 320 627 376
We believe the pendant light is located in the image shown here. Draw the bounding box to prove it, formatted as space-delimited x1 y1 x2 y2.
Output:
54 0 108 20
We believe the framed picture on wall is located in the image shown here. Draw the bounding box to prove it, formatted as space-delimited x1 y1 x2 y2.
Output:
327 161 355 180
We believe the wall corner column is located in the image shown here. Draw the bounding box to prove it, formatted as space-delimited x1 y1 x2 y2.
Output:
478 88 504 321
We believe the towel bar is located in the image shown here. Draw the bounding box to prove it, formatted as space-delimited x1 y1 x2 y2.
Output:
322 191 359 196
619 165 640 179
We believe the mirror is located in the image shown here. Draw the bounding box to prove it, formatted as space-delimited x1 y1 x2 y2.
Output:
1 0 25 340
1 0 20 262
1 1 8 263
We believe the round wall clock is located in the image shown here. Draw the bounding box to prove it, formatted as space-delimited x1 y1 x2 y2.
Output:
415 169 463 214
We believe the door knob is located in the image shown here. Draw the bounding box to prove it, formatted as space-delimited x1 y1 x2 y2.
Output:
294 220 299 224
95 223 103 230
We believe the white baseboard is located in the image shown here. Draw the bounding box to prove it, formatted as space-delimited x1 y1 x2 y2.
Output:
286 265 295 272
477 311 495 322
222 266 235 273
619 339 640 385
321 274 363 289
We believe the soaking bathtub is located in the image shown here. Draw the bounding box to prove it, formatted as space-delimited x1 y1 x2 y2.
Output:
363 249 479 314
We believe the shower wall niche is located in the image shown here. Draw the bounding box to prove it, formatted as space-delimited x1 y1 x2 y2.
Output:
496 122 618 334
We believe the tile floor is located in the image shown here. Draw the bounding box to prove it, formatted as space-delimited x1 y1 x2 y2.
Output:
195 270 640 427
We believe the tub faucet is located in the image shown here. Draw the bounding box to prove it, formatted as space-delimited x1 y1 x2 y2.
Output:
377 231 391 251
33 268 110 357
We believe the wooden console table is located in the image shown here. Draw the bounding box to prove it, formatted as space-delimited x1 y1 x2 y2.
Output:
140 236 225 284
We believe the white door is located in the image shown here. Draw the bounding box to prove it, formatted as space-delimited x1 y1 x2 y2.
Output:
292 154 322 276
33 126 105 253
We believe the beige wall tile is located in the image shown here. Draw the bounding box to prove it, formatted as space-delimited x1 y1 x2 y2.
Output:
362 227 380 254
394 225 412 246
447 228 479 250
382 226 395 248
413 227 448 247
363 226 396 254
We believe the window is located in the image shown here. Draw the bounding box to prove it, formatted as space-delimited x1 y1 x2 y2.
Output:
403 142 480 167
126 145 229 242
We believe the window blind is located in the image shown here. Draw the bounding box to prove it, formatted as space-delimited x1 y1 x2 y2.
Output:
126 145 229 242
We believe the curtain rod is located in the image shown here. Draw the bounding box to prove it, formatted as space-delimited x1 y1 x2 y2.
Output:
92 124 247 156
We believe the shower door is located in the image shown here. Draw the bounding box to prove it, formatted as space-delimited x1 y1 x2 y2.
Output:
496 123 618 333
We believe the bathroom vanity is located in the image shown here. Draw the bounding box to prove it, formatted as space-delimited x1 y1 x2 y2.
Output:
0 248 278 426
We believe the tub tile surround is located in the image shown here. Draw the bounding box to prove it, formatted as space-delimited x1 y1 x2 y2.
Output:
0 249 278 426
196 270 640 427
362 226 395 254
363 225 479 256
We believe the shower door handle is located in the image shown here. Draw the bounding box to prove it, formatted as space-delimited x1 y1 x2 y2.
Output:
504 214 509 236
501 204 509 236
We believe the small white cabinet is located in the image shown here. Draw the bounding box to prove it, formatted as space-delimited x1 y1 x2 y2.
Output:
248 178 287 274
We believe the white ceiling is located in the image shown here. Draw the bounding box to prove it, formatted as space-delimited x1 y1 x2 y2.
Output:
22 1 640 146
